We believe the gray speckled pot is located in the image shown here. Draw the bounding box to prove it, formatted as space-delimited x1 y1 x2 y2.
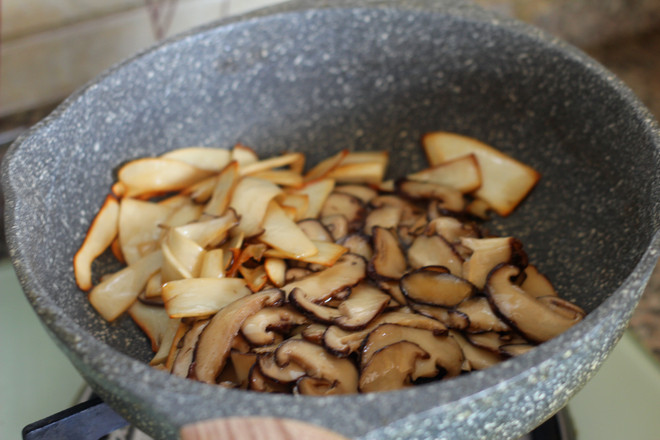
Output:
3 0 660 439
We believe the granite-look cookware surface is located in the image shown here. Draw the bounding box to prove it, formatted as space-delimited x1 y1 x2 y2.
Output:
2 0 659 439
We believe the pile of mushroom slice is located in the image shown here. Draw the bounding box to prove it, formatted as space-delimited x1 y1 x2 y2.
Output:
73 131 585 395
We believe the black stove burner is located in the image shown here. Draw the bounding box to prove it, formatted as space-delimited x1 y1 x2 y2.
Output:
22 396 575 440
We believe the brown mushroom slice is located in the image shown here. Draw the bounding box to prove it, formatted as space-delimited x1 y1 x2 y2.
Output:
370 227 407 280
425 216 479 244
320 192 366 231
285 267 312 282
359 341 429 393
229 177 283 237
500 343 535 358
259 201 318 259
323 311 447 356
467 331 513 353
376 280 407 306
117 197 173 266
241 306 308 346
291 178 336 218
361 323 463 380
409 304 469 330
400 267 475 308
536 296 586 321
127 301 171 352
397 180 465 212
171 319 210 377
229 351 258 388
248 363 292 393
89 250 162 321
193 288 284 383
339 233 373 261
320 214 350 242
162 278 251 318
449 330 501 371
520 265 558 298
274 339 358 395
74 194 119 290
485 265 583 343
161 146 232 172
301 323 328 344
407 234 463 276
335 184 379 203
174 208 239 249
297 219 334 242
422 131 541 217
258 353 307 384
407 154 482 193
282 253 366 302
455 297 511 333
363 205 402 236
296 376 346 396
118 157 215 198
461 237 526 289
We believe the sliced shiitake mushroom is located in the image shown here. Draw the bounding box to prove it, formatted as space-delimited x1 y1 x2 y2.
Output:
520 265 558 298
455 297 510 333
320 192 366 231
370 227 406 280
408 304 469 330
407 234 463 276
500 343 535 358
171 319 209 378
400 267 475 308
485 264 584 343
363 205 402 236
320 215 349 242
241 306 308 346
449 330 501 371
335 184 379 203
297 219 334 242
258 352 307 384
358 341 429 393
274 339 358 395
397 179 465 212
461 237 527 289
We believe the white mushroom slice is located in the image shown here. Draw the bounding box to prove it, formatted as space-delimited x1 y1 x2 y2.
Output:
231 143 259 167
282 253 366 302
456 297 510 333
320 192 366 231
240 152 305 176
203 161 240 217
264 257 287 287
361 323 463 380
370 227 407 280
521 265 558 298
397 180 465 212
259 201 318 259
291 178 335 218
74 194 119 290
363 205 402 236
127 301 171 352
241 306 308 346
118 157 215 198
174 208 239 248
297 219 334 242
144 271 163 298
149 317 182 366
229 177 283 237
320 214 350 242
400 267 475 307
448 330 501 371
335 184 379 203
290 283 389 330
370 195 421 224
88 250 162 321
323 311 447 356
408 304 469 330
275 193 309 222
274 339 359 395
485 265 583 342
118 197 172 266
171 319 210 377
250 169 304 188
342 151 389 167
304 149 349 181
161 146 232 172
407 234 463 276
359 341 429 393
162 277 251 318
264 240 347 267
465 199 492 220
238 264 269 292
160 201 204 229
461 237 526 289
199 249 225 278
339 234 373 261
178 176 218 203
161 229 204 282
194 289 284 383
422 132 540 216
408 154 482 193
326 161 386 184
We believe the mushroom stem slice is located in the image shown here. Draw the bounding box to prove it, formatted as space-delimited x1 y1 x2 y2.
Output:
485 264 583 343
162 278 251 318
359 341 429 393
407 154 482 193
193 289 284 383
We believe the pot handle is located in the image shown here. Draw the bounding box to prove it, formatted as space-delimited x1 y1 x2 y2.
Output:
180 417 350 440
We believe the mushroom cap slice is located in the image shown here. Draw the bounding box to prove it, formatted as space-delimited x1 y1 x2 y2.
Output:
396 179 465 212
520 264 558 298
358 341 429 393
455 297 511 333
241 306 308 346
274 339 358 395
485 264 584 343
448 330 501 371
193 289 284 383
400 267 475 308
407 234 464 276
461 237 527 289
361 323 463 380
408 304 469 330
258 352 307 384
339 233 373 261
370 226 407 280
320 192 366 231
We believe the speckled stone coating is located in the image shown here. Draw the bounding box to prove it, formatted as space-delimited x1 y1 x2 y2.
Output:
2 0 660 439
